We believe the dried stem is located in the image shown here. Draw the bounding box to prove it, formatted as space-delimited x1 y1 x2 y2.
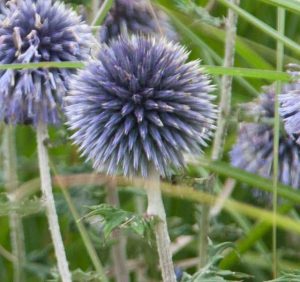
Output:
106 179 129 282
212 0 239 161
145 167 176 282
3 125 26 282
199 0 239 267
36 122 71 282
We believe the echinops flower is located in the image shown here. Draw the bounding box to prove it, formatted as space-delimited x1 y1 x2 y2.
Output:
231 88 300 193
0 0 8 20
280 82 300 144
0 0 92 125
66 35 216 177
98 0 177 43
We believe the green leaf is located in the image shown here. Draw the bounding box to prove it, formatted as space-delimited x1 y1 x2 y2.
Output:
180 241 251 281
196 159 300 204
0 194 43 217
176 0 223 27
91 0 114 26
82 204 153 240
268 270 300 282
0 61 84 70
203 65 291 81
217 0 300 55
49 268 104 282
259 0 300 15
159 5 273 70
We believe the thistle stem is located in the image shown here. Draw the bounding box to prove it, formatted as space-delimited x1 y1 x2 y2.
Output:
3 125 26 282
145 167 176 282
106 179 129 282
199 0 239 267
36 122 71 282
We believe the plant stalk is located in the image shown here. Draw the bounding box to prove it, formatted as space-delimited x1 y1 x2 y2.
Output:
199 0 239 267
106 179 129 282
60 187 108 282
145 167 176 282
36 122 71 282
272 6 285 279
3 125 26 282
92 0 114 26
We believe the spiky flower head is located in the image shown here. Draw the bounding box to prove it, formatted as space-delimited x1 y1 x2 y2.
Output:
98 0 177 43
0 1 8 20
280 81 300 144
0 0 92 125
231 87 300 192
66 35 216 177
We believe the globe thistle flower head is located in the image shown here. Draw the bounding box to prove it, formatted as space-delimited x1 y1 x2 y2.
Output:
66 35 216 177
98 0 177 43
0 0 92 125
0 0 9 20
279 80 300 144
231 89 300 195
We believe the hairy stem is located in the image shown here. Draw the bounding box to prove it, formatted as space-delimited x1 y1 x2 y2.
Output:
3 125 26 282
199 0 239 267
36 122 71 282
212 0 239 160
145 167 176 282
106 179 129 282
45 145 108 281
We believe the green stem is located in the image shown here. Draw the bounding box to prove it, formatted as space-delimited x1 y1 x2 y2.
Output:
272 7 285 278
61 189 108 282
36 122 71 282
146 167 176 282
91 0 114 26
3 125 26 282
217 0 300 55
49 161 109 282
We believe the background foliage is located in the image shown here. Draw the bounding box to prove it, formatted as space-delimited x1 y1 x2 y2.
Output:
1 0 300 281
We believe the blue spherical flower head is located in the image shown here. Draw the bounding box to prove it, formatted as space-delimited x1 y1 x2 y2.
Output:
280 81 300 144
0 1 8 20
99 0 177 43
231 89 300 197
66 35 216 177
0 0 92 125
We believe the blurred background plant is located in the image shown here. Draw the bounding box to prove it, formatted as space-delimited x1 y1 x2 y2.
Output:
1 0 300 281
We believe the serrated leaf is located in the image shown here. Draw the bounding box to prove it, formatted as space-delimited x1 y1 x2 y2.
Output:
176 0 223 27
180 241 251 282
83 204 153 240
0 194 43 217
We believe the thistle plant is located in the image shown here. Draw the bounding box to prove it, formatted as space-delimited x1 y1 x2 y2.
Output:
0 0 92 281
98 0 177 43
231 87 300 199
66 35 216 281
0 0 8 20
